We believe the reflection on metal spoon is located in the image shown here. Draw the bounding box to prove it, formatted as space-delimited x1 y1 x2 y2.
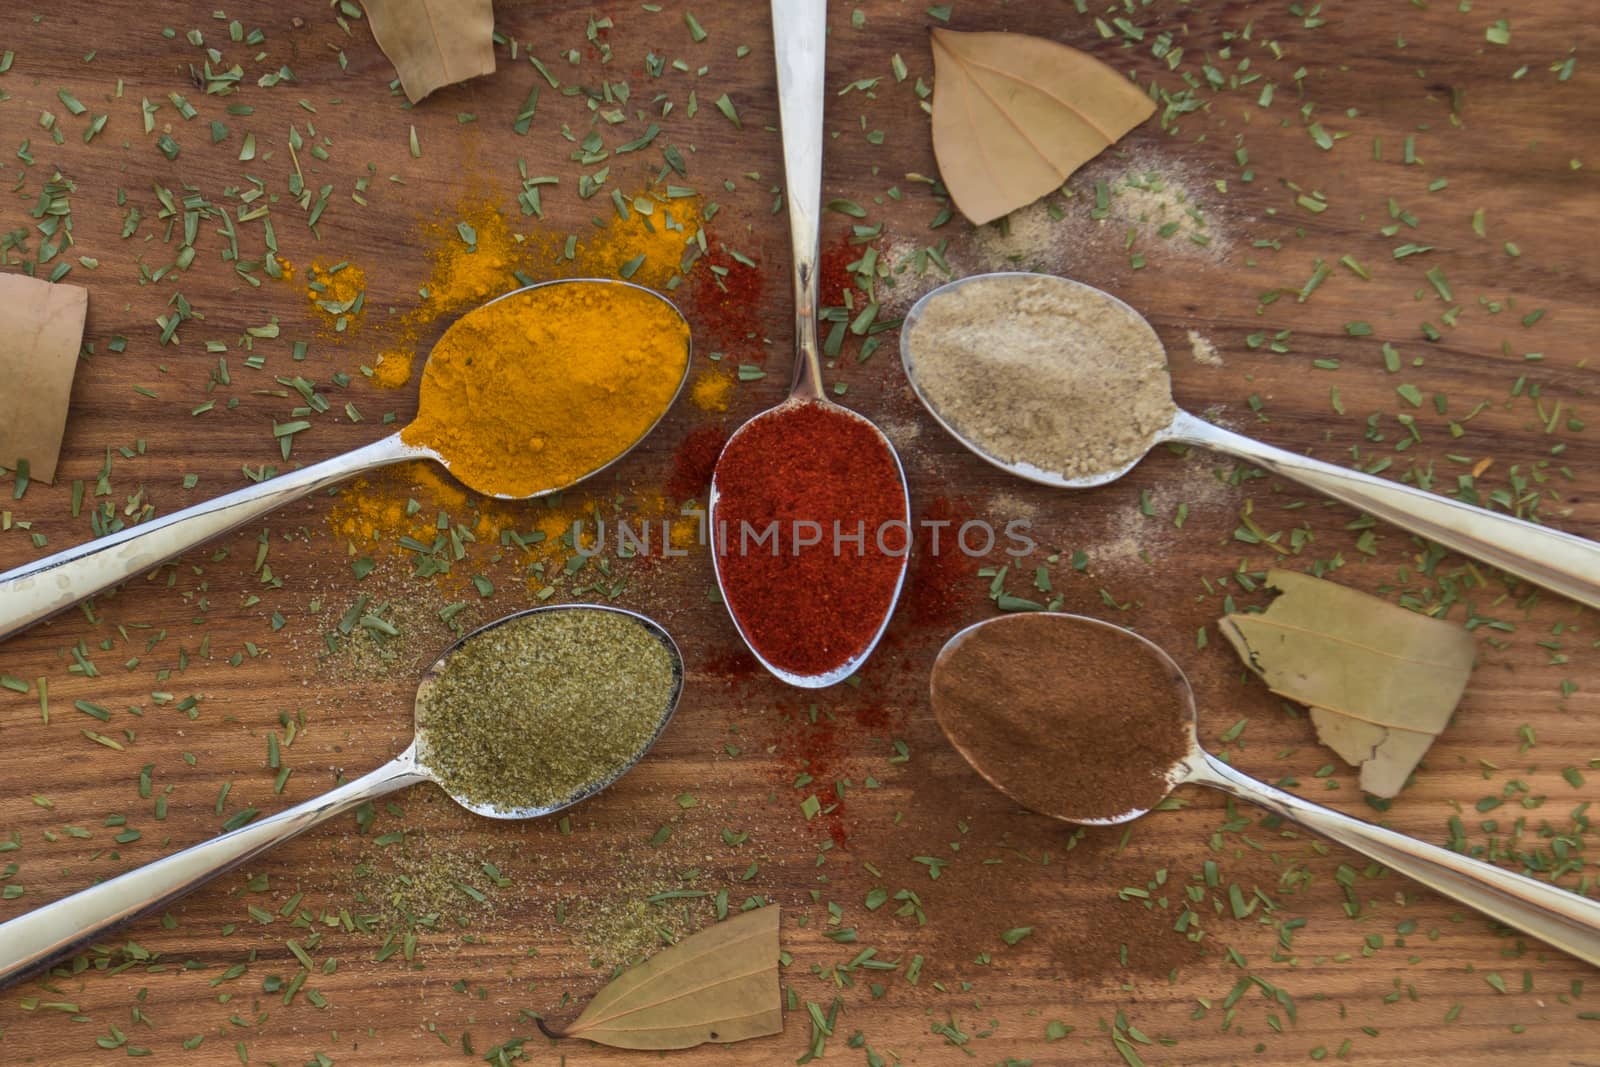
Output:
0 604 683 988
930 612 1600 969
0 279 691 644
902 271 1600 611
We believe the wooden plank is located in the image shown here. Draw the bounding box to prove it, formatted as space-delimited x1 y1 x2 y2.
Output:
0 2 1595 1064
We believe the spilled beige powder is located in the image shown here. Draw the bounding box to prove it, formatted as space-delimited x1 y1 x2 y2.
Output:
1188 329 1222 366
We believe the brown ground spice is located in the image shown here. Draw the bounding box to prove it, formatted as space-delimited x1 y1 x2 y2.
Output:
930 614 1192 821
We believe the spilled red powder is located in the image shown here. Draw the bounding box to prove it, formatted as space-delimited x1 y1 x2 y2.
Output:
905 496 978 625
817 232 858 308
770 706 850 847
701 644 760 679
669 425 728 500
685 247 765 357
853 701 895 733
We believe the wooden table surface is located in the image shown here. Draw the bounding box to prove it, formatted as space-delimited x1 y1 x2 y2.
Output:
1 1 1597 1064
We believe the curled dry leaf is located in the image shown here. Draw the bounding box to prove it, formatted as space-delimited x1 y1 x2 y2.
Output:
542 905 782 1050
1219 569 1476 798
361 0 496 105
928 28 1156 226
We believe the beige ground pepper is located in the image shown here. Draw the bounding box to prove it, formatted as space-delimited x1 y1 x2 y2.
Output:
903 273 1177 481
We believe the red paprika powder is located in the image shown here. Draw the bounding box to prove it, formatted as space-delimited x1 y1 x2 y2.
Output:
685 247 765 357
710 400 909 678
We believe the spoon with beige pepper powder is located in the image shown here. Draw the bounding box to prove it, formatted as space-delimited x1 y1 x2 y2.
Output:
901 271 1600 611
0 605 683 989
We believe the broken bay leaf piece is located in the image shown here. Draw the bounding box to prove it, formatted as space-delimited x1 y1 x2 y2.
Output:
543 905 782 1050
361 0 496 105
928 28 1156 226
1218 569 1476 799
0 272 88 485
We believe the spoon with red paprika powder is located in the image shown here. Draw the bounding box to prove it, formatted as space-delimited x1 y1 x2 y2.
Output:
706 0 911 687
930 613 1600 968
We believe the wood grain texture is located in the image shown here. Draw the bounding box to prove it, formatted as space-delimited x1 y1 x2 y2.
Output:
0 2 1597 1065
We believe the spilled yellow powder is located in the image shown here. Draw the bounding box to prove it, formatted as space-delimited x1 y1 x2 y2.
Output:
358 191 701 392
327 461 685 589
325 187 708 587
572 195 702 291
305 261 367 333
370 350 414 389
330 462 506 548
690 368 733 412
424 200 527 311
669 515 697 550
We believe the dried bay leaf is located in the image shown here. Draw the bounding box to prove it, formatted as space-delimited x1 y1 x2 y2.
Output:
928 28 1156 225
543 906 782 1050
1219 569 1476 798
361 0 496 105
0 273 88 485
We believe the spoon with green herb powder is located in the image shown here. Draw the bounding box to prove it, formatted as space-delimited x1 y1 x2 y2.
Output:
901 271 1600 611
0 605 683 989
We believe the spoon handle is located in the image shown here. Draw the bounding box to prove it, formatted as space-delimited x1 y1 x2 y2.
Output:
0 748 426 990
1171 409 1600 610
1189 752 1600 968
771 0 828 402
0 432 422 645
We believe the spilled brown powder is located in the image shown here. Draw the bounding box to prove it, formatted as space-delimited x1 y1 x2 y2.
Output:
930 614 1191 822
904 273 1176 481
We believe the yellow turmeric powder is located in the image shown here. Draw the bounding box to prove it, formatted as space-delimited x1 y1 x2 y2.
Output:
402 282 690 499
305 260 367 333
690 368 734 412
573 195 702 290
361 191 705 391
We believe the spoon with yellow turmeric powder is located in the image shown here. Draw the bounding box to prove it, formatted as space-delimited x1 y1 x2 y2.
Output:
0 279 692 643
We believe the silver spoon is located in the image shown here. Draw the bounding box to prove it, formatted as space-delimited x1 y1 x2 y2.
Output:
902 271 1600 611
0 279 692 644
706 0 911 688
931 612 1600 969
0 603 685 989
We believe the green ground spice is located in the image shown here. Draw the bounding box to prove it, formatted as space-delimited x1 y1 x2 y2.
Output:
416 609 676 811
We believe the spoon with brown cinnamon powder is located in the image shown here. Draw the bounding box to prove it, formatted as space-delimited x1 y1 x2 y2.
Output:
930 613 1600 968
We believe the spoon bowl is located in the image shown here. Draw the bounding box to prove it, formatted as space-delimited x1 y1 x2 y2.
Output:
901 271 1163 491
707 1 910 687
0 604 684 988
901 271 1600 611
0 278 691 644
709 397 911 689
931 612 1600 968
413 278 693 501
415 604 685 819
